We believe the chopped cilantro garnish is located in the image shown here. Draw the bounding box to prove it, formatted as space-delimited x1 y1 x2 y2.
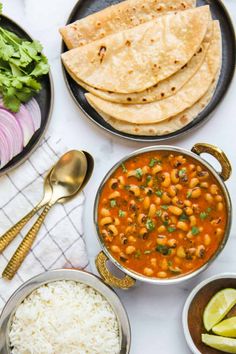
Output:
144 250 152 255
178 168 186 177
179 213 189 221
119 210 125 217
145 175 152 186
191 226 200 236
161 205 169 210
156 190 163 197
146 219 155 231
167 226 176 233
134 250 141 258
149 158 162 167
121 163 127 173
156 245 171 256
200 212 208 220
135 168 143 179
206 207 212 213
156 210 162 217
167 260 173 266
163 221 169 227
110 200 116 208
187 191 192 199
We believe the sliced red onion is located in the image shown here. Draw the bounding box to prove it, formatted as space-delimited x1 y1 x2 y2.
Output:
14 104 35 146
25 98 41 131
0 109 23 158
0 128 12 168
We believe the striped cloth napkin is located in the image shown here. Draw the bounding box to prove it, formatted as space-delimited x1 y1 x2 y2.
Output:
0 135 89 312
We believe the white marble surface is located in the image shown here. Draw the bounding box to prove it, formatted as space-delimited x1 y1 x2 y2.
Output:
1 1 235 353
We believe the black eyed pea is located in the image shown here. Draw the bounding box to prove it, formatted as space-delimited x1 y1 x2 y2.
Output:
168 205 183 216
152 164 162 174
138 213 147 225
109 178 119 190
205 193 214 203
191 187 201 199
108 191 121 199
117 176 125 186
189 178 199 189
168 185 177 197
215 228 223 238
177 221 189 232
184 200 192 207
108 224 118 236
150 258 157 267
114 218 120 226
177 246 186 258
100 216 113 226
101 208 111 217
162 192 171 204
143 267 154 276
156 236 167 245
161 172 171 188
189 215 197 227
158 225 166 233
111 245 121 253
200 182 209 189
142 165 151 175
148 203 157 217
139 228 148 239
170 169 179 184
129 185 140 197
185 206 193 216
128 236 137 243
210 184 219 195
217 202 224 211
204 234 211 246
195 245 206 258
127 170 137 178
167 239 177 248
157 271 167 278
125 245 136 255
143 196 151 210
160 258 168 271
215 195 223 202
154 196 161 205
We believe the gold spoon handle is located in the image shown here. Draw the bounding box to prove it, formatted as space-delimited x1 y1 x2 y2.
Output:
2 204 51 280
0 206 42 254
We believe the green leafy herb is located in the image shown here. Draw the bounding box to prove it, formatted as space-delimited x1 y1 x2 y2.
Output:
178 168 186 177
169 266 182 274
110 200 116 208
163 221 169 227
191 226 200 236
167 226 176 233
156 210 162 217
119 210 125 217
121 163 127 173
179 213 189 221
145 175 152 186
144 250 152 255
146 219 155 231
124 185 130 190
0 26 49 112
156 190 163 197
134 250 141 259
200 212 208 220
135 168 143 179
187 191 192 199
161 205 169 210
167 261 173 266
156 245 171 256
206 207 212 213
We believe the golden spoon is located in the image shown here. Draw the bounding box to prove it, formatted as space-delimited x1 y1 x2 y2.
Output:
0 169 53 254
2 150 88 280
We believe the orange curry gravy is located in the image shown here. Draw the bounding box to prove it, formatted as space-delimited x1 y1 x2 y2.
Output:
97 151 227 279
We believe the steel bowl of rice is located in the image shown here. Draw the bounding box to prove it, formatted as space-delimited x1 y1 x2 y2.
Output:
0 269 131 354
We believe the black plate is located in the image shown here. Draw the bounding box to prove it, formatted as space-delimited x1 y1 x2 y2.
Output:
0 15 53 175
62 0 235 142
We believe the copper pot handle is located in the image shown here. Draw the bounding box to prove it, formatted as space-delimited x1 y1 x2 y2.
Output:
95 251 136 289
191 143 232 182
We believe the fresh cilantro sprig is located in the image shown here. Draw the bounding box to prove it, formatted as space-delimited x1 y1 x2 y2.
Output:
0 25 49 112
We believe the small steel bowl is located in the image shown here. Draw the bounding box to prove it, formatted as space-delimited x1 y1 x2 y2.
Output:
94 143 232 289
182 273 236 354
0 269 131 354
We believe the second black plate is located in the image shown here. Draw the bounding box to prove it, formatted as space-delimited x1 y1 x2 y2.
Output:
62 0 235 142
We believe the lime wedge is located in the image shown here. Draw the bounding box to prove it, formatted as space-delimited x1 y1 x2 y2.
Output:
203 288 236 331
213 317 236 338
202 334 236 353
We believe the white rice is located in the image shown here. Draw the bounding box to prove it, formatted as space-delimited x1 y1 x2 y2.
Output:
9 280 120 354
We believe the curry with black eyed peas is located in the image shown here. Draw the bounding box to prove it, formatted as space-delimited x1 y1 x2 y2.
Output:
98 151 227 279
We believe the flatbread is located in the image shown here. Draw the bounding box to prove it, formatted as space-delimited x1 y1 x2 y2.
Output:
62 6 210 94
75 22 213 104
98 72 220 136
60 0 196 49
85 21 221 124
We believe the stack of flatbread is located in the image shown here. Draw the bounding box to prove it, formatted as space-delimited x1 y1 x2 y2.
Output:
60 0 222 137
